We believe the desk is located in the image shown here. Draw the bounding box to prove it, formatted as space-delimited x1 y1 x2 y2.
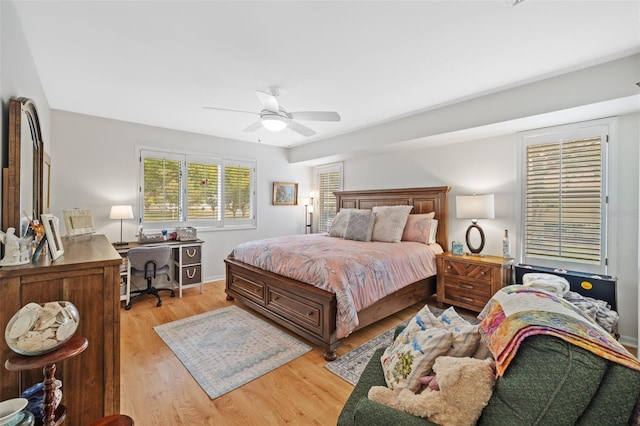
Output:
114 239 204 302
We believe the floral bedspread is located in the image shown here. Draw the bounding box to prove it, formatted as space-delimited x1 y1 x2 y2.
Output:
479 285 640 376
231 234 442 338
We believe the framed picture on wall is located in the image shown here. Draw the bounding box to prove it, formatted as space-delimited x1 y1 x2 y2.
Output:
272 182 298 206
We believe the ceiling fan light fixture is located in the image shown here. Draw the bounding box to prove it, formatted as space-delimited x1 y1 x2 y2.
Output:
261 114 288 132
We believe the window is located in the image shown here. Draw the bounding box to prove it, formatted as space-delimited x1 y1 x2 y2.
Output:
140 149 256 229
519 121 609 274
315 163 343 233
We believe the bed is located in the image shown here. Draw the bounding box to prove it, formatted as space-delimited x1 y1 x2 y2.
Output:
224 186 450 360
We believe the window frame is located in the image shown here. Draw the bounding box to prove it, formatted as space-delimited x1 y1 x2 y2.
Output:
517 119 611 275
314 162 343 233
138 148 256 231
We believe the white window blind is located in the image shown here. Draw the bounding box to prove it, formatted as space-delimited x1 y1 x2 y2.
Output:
521 122 608 274
315 163 343 233
140 149 256 229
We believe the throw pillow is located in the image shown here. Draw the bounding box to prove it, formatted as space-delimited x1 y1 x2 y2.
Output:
371 205 414 243
438 307 481 357
344 209 375 242
381 305 453 392
328 210 351 238
401 212 436 244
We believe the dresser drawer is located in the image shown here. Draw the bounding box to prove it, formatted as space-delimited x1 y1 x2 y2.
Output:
175 245 201 265
228 274 264 305
443 259 492 282
267 288 323 335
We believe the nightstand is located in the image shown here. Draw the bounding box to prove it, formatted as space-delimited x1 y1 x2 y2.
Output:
436 252 513 312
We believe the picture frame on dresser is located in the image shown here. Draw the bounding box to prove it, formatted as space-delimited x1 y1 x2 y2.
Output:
41 213 64 260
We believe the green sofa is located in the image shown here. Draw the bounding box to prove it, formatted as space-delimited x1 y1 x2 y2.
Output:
338 327 640 425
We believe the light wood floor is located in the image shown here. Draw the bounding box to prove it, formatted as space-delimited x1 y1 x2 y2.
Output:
119 280 430 425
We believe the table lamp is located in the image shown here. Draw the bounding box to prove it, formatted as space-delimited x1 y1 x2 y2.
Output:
110 205 134 245
456 194 495 256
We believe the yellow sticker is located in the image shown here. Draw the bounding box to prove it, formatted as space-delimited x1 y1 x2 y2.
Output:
581 281 593 290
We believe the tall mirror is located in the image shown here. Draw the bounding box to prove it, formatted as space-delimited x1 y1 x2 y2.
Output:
2 97 44 234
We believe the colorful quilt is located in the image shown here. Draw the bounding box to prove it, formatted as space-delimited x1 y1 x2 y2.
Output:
479 285 640 376
232 233 442 338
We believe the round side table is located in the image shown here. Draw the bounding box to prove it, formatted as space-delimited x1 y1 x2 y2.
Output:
5 336 88 426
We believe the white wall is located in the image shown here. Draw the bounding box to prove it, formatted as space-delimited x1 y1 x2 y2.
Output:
1 0 52 213
340 112 639 345
50 110 312 282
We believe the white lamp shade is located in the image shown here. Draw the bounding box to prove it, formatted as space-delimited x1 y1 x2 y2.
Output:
109 205 134 220
456 194 495 220
261 114 288 132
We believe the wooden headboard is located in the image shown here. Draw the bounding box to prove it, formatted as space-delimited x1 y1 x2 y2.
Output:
334 186 451 250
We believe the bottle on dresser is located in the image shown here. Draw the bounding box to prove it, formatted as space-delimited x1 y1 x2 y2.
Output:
503 230 511 258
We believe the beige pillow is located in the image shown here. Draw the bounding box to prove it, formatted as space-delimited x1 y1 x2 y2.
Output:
371 205 413 243
343 209 375 242
438 306 481 357
401 212 436 244
381 305 453 391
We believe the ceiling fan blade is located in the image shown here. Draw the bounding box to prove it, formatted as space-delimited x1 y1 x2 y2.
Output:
288 120 316 137
256 90 279 113
203 106 259 116
288 111 341 122
242 121 263 133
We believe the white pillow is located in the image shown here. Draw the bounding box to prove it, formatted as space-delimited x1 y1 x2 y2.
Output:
429 218 438 244
371 205 413 243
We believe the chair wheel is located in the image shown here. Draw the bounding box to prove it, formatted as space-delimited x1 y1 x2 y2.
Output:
125 305 132 310
170 292 176 298
157 300 162 307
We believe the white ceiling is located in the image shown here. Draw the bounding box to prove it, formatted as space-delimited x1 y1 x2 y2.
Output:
13 0 640 148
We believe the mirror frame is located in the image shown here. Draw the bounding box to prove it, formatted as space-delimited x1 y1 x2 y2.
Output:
2 97 44 233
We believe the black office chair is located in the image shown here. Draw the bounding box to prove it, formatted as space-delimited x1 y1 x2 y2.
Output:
125 246 175 310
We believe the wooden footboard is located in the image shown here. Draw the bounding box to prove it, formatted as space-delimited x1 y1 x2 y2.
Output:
225 254 435 360
225 186 450 361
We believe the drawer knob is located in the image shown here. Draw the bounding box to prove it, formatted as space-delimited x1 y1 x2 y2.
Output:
480 271 485 275
307 311 314 316
460 283 473 290
447 265 452 270
186 249 197 258
273 296 279 301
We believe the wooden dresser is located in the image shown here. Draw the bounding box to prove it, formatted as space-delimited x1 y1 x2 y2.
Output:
436 252 513 312
0 234 121 425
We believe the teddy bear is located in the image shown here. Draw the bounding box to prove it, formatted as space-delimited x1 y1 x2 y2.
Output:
368 356 496 426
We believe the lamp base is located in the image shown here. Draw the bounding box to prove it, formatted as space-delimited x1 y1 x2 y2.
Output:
465 222 486 255
465 251 485 257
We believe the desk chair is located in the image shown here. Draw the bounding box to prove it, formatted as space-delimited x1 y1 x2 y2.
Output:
125 246 175 310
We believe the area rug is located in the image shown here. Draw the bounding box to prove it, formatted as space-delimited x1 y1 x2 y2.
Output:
325 305 480 385
154 305 312 399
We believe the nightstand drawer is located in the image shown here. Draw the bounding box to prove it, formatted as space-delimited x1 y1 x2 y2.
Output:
443 259 492 282
444 278 491 297
444 287 488 311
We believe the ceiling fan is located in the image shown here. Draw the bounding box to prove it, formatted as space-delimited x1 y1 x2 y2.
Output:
203 89 341 137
